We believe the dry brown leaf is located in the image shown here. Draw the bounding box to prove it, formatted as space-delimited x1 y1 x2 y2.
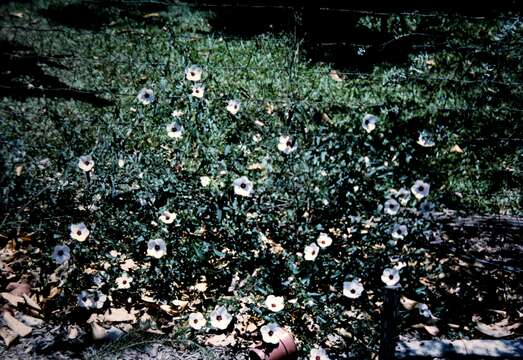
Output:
23 294 41 311
235 314 257 334
103 308 137 323
1 292 24 307
159 304 176 316
15 165 23 176
329 70 344 81
412 323 439 336
248 163 265 170
326 333 346 349
0 241 16 262
67 325 80 339
475 320 521 338
143 12 160 18
6 282 31 297
140 294 156 303
46 287 61 300
172 300 188 309
193 282 208 292
83 267 98 275
205 333 236 347
450 144 463 153
18 232 34 242
86 313 104 324
419 277 432 286
260 235 285 255
0 327 18 346
3 312 32 337
321 113 333 125
424 324 440 336
400 296 419 310
335 328 353 339
0 261 13 276
91 322 106 340
10 12 24 18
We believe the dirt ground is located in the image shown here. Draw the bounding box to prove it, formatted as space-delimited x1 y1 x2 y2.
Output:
0 324 251 360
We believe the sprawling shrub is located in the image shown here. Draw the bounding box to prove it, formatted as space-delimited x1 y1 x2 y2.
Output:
1 1 522 358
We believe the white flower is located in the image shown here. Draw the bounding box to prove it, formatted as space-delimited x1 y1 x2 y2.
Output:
417 130 435 147
52 244 70 264
265 295 284 312
188 312 206 330
91 291 107 309
77 291 92 308
78 155 94 172
171 109 184 117
200 176 211 187
78 290 107 309
147 239 167 259
343 279 364 299
310 347 330 360
304 243 320 261
185 65 203 81
137 88 155 105
191 83 205 98
391 224 408 240
362 114 377 133
166 122 183 139
277 136 297 154
397 188 411 205
417 303 433 318
384 199 400 215
233 176 253 197
159 210 176 224
70 223 90 242
260 323 283 344
252 133 262 143
115 274 133 289
411 180 430 200
118 159 125 168
210 306 232 330
316 233 332 248
226 99 240 115
381 268 400 286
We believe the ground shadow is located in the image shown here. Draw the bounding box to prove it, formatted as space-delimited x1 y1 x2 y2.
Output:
0 39 113 106
40 0 170 30
194 2 444 71
192 0 520 71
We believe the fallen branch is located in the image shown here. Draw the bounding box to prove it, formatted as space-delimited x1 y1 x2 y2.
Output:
396 340 523 359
